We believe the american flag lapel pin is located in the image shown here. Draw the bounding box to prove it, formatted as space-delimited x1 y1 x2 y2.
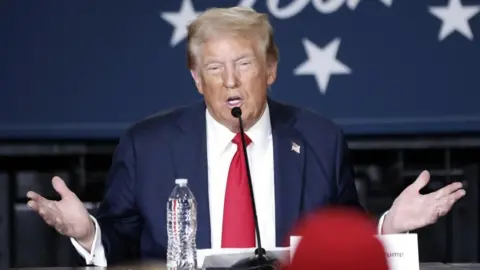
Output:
291 142 300 154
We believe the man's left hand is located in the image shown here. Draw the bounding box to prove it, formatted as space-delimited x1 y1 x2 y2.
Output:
382 170 466 234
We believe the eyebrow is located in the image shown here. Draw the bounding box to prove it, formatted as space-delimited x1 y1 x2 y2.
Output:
234 54 254 61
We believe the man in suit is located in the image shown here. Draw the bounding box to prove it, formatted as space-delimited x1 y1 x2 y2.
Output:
26 6 465 267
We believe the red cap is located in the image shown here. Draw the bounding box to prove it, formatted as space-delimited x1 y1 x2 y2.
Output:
286 207 389 270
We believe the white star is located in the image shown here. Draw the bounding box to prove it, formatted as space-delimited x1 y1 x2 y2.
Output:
346 0 393 10
429 0 480 41
294 38 351 95
160 0 200 47
379 0 394 7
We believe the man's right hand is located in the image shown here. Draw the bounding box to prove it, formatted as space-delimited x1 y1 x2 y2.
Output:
27 176 95 251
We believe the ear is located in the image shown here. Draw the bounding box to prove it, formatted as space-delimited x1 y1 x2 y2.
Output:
266 61 278 86
190 69 204 94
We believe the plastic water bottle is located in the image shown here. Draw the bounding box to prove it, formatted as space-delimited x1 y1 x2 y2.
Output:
166 178 198 269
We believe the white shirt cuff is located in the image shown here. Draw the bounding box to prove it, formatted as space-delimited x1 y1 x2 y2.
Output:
70 215 107 266
377 210 389 234
377 210 409 235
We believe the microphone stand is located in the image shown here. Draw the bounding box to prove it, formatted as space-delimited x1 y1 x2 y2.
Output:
230 107 278 270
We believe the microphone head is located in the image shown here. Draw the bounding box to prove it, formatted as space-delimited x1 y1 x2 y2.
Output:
231 107 242 118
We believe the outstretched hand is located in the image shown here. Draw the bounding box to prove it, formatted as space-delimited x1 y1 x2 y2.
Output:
382 170 466 234
27 176 94 248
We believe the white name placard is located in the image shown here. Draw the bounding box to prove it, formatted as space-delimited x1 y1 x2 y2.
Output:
376 233 419 270
290 233 419 270
289 236 302 262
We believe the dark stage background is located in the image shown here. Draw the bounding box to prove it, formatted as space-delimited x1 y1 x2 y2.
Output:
2 0 480 267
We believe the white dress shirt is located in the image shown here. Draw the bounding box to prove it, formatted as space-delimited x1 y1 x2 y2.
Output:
206 104 276 249
71 105 388 266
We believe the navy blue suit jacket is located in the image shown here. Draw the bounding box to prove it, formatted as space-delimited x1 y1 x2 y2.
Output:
92 98 361 264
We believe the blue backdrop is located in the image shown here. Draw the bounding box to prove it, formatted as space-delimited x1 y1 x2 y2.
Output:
2 0 480 139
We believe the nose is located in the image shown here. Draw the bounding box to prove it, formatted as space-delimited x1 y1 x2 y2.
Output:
222 64 239 89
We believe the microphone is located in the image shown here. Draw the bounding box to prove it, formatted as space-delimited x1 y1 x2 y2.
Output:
230 107 278 269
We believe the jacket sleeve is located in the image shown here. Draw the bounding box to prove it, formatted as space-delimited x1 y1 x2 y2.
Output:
93 128 143 264
334 129 363 210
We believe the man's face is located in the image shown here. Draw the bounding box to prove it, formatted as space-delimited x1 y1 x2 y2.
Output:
191 35 277 132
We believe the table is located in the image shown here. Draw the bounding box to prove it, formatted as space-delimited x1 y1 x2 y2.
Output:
421 263 480 269
9 264 480 270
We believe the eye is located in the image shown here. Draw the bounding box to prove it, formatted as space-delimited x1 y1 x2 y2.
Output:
206 64 222 72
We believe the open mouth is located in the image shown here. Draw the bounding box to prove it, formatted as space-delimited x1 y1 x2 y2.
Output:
226 96 243 108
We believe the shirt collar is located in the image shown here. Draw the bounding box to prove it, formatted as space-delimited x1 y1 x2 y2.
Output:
206 105 272 158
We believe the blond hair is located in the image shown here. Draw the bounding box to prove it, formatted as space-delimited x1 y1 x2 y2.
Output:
186 6 279 70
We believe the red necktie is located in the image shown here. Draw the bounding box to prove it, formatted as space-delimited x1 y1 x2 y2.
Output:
221 133 256 248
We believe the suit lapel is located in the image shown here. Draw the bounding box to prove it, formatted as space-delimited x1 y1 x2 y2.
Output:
269 99 305 246
171 101 211 249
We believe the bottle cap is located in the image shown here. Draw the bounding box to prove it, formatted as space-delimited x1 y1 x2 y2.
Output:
175 178 188 185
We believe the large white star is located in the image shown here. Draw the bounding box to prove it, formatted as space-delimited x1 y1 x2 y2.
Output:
429 0 480 41
160 0 200 47
294 38 351 95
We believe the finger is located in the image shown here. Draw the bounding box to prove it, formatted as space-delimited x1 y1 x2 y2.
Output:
436 202 453 218
43 213 60 227
451 188 466 201
27 192 58 220
26 191 47 202
27 200 52 215
42 209 61 226
35 205 54 225
28 194 53 210
27 200 60 228
38 204 53 220
52 176 73 199
435 189 466 217
27 200 39 211
411 170 430 192
37 202 61 225
433 182 464 199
